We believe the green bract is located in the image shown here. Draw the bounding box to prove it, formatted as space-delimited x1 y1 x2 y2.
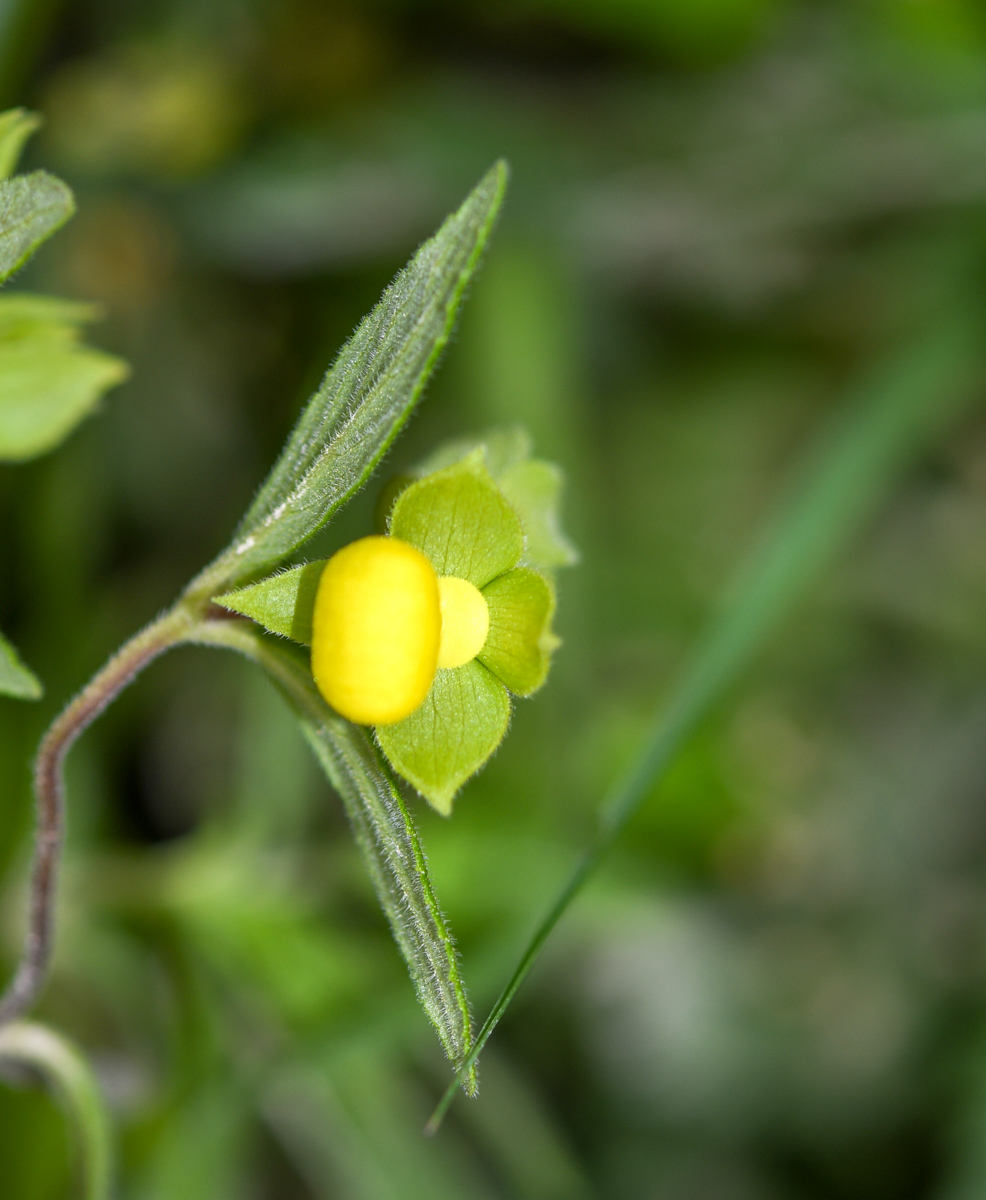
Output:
216 431 575 814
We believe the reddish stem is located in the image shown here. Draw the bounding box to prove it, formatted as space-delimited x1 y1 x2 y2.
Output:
0 608 195 1024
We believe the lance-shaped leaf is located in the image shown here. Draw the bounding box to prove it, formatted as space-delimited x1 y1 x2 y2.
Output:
0 171 75 284
376 661 511 816
193 622 477 1089
0 628 41 699
0 295 129 461
192 161 509 597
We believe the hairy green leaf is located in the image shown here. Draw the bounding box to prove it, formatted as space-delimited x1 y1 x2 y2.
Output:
480 568 557 696
190 621 477 1089
0 108 41 180
193 161 509 597
215 561 323 644
0 1021 112 1200
389 453 523 587
0 628 41 699
0 295 129 460
0 171 75 284
376 660 510 815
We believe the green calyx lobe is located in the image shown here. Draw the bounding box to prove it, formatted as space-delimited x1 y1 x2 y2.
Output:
214 432 573 813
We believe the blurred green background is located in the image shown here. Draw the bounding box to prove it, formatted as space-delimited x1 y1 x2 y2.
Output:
6 0 986 1196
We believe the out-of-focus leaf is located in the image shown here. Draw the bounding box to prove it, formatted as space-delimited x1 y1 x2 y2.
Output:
0 109 41 180
479 568 557 696
191 620 477 1089
0 172 74 284
389 453 523 587
376 660 510 816
0 295 129 460
215 561 323 644
0 628 41 699
192 161 508 597
130 1077 251 1200
0 1022 112 1200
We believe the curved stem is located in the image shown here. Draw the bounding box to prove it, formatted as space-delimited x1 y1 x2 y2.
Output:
0 606 196 1025
0 1021 113 1200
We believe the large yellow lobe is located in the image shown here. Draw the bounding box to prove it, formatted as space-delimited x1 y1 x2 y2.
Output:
310 536 491 726
311 536 440 726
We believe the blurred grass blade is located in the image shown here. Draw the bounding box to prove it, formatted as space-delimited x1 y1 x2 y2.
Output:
196 160 509 595
427 307 986 1130
0 627 41 698
0 171 74 283
0 108 41 179
192 621 477 1091
0 1021 112 1200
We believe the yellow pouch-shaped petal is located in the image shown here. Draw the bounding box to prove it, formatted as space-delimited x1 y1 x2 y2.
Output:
311 536 440 725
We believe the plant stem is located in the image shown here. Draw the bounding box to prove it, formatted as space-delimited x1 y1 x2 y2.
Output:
0 606 196 1025
0 1021 113 1200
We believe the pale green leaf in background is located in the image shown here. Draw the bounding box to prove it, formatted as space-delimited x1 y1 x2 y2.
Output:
192 160 509 596
0 294 129 460
215 561 323 644
0 627 41 699
389 453 523 586
479 567 557 696
0 171 75 284
0 108 41 180
376 660 510 816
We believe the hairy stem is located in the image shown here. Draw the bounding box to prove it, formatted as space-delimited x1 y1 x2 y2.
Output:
0 606 196 1024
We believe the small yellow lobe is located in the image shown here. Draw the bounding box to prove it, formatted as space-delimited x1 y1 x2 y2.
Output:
311 536 440 725
437 576 489 669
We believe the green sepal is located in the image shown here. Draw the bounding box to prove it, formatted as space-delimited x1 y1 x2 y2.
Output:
0 628 42 699
214 561 324 644
0 171 75 285
414 425 530 478
0 108 42 180
0 294 130 461
375 660 510 815
479 568 558 697
389 451 523 587
498 458 578 571
408 427 577 572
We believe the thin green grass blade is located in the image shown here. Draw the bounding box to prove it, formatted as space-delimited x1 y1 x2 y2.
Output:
0 1021 112 1200
426 307 986 1131
191 620 477 1092
194 160 509 596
